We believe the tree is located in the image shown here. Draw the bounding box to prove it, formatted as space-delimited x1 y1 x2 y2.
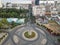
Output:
0 22 3 29
1 18 9 25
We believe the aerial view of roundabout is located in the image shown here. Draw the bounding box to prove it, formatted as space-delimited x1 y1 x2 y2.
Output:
1 23 56 45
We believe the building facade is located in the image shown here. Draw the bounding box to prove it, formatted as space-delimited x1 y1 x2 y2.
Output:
3 2 31 9
3 0 32 9
32 0 59 16
0 0 2 8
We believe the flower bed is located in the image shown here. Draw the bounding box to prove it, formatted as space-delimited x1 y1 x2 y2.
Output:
24 31 36 38
22 30 38 41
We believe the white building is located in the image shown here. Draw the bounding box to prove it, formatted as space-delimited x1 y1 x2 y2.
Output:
4 3 30 9
32 1 57 16
32 5 45 16
3 0 32 9
0 0 2 8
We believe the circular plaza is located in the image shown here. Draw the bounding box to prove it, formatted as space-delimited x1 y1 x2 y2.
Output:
12 24 47 45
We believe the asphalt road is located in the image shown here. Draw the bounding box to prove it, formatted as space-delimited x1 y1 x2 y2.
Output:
1 23 58 45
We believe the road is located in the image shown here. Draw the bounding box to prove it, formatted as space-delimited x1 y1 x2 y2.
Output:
0 3 59 45
35 24 60 45
0 23 58 45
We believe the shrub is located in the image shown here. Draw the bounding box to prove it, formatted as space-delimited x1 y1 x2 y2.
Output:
0 22 3 29
57 39 60 42
1 18 9 25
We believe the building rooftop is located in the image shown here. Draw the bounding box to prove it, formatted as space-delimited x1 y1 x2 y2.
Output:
43 20 60 34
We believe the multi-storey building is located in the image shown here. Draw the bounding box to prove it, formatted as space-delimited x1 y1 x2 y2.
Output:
3 0 32 9
0 0 2 8
32 0 57 16
1 0 60 16
32 5 45 16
